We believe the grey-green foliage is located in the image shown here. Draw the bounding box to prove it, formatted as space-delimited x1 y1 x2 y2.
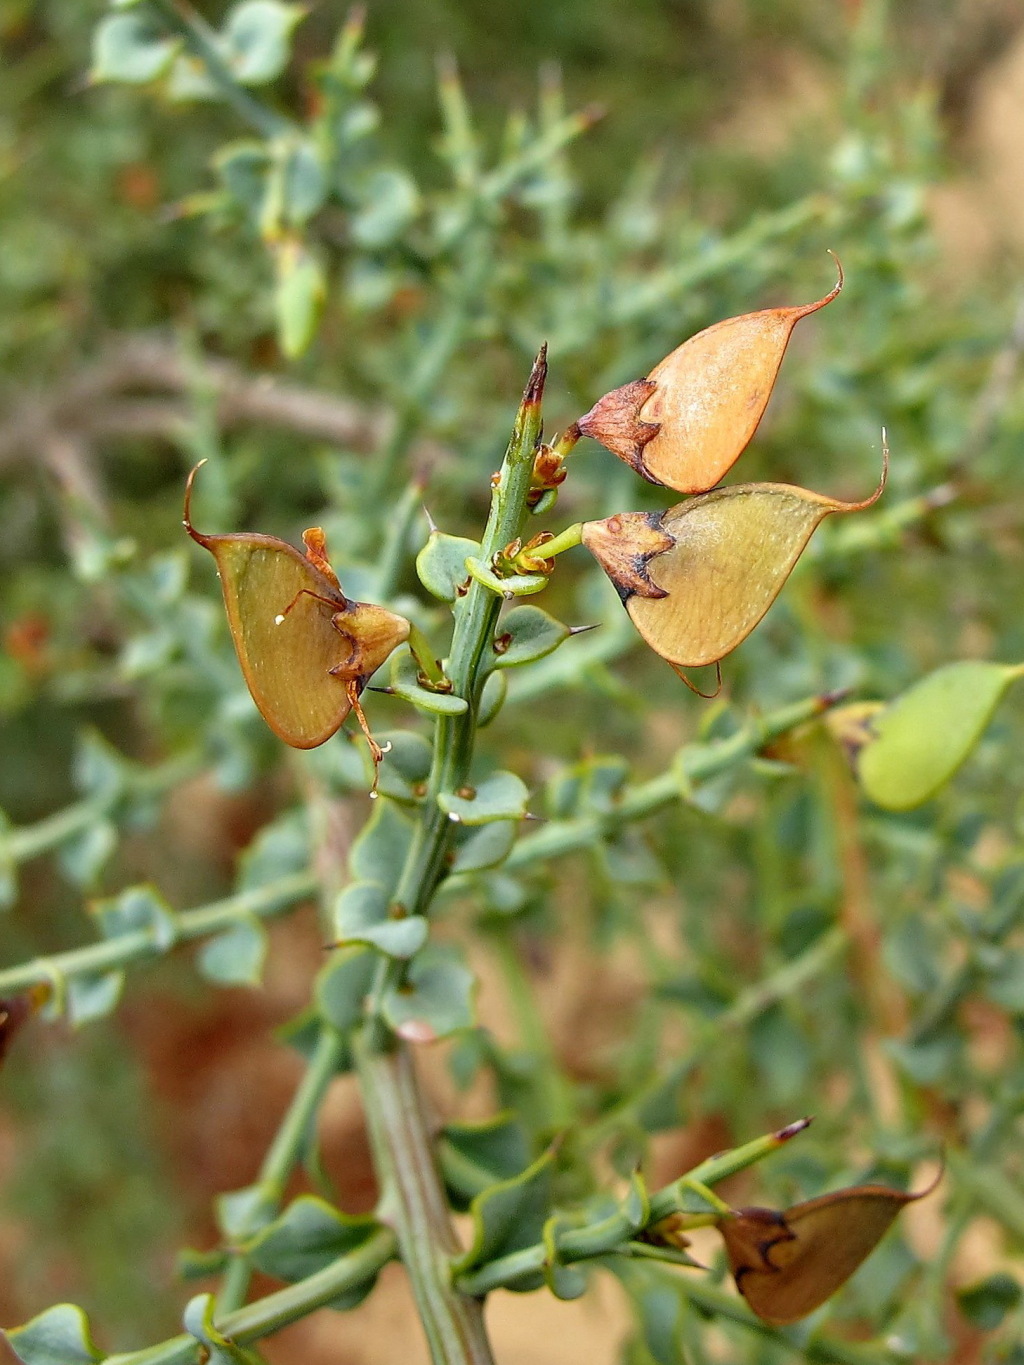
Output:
2 2 1024 1363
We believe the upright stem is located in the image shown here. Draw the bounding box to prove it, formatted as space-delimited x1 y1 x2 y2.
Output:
354 351 548 1365
355 1036 493 1365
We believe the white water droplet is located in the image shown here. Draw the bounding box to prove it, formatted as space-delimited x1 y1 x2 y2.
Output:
369 790 379 800
448 812 461 823
274 614 286 625
379 741 393 755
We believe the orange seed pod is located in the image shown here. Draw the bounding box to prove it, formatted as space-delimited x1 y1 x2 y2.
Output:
577 260 843 494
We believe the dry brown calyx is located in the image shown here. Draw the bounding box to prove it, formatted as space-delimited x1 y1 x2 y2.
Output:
580 512 674 602
575 378 660 480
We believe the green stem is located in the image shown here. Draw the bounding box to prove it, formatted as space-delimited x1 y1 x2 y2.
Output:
647 1120 811 1224
216 1024 347 1314
407 622 446 687
355 1034 494 1365
7 750 202 865
149 0 292 139
503 693 835 872
456 1122 810 1297
354 354 548 1365
0 871 316 996
537 521 583 559
103 1227 397 1365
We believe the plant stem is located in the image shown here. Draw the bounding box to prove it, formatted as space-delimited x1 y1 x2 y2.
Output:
536 520 583 559
355 1035 494 1365
0 871 316 995
503 693 836 871
353 352 548 1365
7 749 202 865
102 1227 397 1365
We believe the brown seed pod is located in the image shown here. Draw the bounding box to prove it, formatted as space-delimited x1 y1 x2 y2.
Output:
577 260 843 494
717 1165 941 1325
583 460 885 670
183 463 409 761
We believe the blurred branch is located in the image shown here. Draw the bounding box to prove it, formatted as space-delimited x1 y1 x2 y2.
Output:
0 335 451 473
0 870 316 996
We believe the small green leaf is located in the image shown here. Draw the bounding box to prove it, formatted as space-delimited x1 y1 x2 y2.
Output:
438 771 529 825
957 1272 1021 1329
176 1245 230 1280
450 821 516 875
90 884 178 949
198 915 268 985
477 670 507 728
984 949 1024 1013
67 970 124 1026
453 1149 555 1288
58 820 117 888
217 1183 278 1242
634 1058 692 1132
349 800 414 896
493 606 570 669
416 532 480 602
237 810 310 891
282 141 326 226
74 730 129 802
91 13 179 83
0 808 18 911
748 1003 811 1104
274 239 326 358
390 652 468 716
215 140 272 215
383 943 475 1042
183 1292 261 1363
5 1303 103 1365
613 1262 690 1365
543 1214 589 1300
465 557 548 598
221 0 304 84
857 661 1022 810
885 1032 960 1085
438 1113 532 1209
333 881 428 958
546 756 627 819
166 52 218 100
315 948 377 1032
374 730 432 803
350 168 421 248
248 1195 381 1304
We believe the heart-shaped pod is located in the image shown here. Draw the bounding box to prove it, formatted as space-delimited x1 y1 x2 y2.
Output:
184 465 409 750
717 1166 940 1325
583 462 884 669
577 262 843 494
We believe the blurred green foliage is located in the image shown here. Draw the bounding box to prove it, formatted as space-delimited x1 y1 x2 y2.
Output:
2 0 1024 1361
